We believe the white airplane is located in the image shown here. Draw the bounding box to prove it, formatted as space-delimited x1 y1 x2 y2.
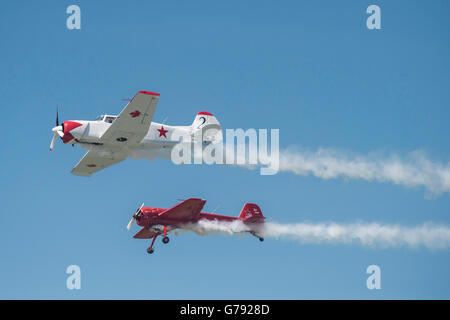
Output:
50 90 222 176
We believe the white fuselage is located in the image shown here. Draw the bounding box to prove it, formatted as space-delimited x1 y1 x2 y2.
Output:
62 112 222 162
70 120 191 144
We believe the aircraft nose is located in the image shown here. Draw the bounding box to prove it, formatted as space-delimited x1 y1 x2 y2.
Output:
61 121 83 144
62 121 82 133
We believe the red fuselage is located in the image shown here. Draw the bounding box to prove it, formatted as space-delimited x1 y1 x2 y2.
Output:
136 207 238 229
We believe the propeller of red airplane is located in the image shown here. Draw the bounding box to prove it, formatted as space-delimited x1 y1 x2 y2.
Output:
127 203 144 230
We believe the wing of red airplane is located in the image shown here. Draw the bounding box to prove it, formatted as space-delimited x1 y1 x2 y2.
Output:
100 90 160 145
157 198 206 222
133 227 160 239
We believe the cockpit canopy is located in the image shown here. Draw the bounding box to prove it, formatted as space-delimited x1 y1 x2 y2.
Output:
95 115 117 123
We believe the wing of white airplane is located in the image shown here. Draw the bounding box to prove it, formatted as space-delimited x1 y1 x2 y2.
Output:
71 91 160 177
71 150 127 177
100 90 160 145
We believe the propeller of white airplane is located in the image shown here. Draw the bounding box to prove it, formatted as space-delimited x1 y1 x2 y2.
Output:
127 203 145 230
50 107 64 151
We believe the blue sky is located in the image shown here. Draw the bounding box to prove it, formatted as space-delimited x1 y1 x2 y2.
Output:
0 0 449 299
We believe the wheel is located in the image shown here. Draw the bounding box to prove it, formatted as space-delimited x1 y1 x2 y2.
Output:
162 236 170 244
147 248 154 254
259 237 264 242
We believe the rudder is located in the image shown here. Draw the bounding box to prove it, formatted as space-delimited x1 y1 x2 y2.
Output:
238 203 265 223
191 111 222 142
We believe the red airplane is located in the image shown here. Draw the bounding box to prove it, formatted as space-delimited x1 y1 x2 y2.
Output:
126 198 265 254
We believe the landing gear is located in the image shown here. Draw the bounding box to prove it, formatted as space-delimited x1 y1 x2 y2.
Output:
147 234 158 254
250 231 264 242
162 226 169 244
145 226 170 254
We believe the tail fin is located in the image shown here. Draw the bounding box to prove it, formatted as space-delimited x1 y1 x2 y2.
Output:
191 111 222 142
238 203 265 223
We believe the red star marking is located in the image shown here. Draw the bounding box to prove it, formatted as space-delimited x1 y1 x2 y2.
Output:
87 164 97 168
157 126 168 138
130 110 141 118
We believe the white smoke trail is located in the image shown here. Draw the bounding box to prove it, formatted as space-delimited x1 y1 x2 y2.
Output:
279 148 450 195
182 219 450 250
129 137 450 195
261 221 450 250
182 219 251 236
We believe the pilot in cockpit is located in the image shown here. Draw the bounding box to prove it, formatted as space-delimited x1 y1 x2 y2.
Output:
96 115 116 123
